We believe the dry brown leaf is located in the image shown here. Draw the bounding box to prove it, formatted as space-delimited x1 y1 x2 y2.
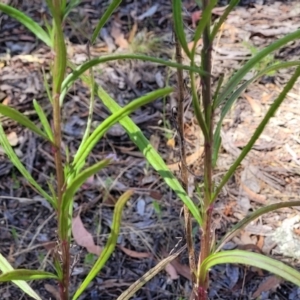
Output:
7 132 18 146
167 138 175 148
117 245 152 259
241 182 266 204
44 284 60 300
150 134 160 151
223 201 235 216
167 147 204 171
252 276 283 298
165 263 179 280
257 235 264 250
243 93 262 116
169 258 192 281
128 22 138 43
72 209 101 255
188 39 202 51
111 23 129 49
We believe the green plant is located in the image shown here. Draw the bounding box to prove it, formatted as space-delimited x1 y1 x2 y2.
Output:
1 0 300 300
0 1 204 299
243 40 280 75
84 253 96 266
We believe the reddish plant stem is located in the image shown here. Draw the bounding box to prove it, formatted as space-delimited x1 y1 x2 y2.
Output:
197 0 213 299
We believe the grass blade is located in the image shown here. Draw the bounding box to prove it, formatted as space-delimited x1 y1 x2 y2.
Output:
91 0 121 44
59 159 111 240
213 61 300 165
72 87 173 170
95 85 202 225
0 104 51 142
201 250 300 287
33 99 54 142
213 64 300 201
172 0 191 58
0 4 51 47
215 201 300 253
72 190 133 300
215 29 300 108
0 254 42 300
210 0 240 41
0 269 58 281
61 55 207 105
0 125 54 207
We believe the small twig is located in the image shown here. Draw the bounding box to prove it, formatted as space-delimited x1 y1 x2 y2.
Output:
173 21 197 295
171 107 204 181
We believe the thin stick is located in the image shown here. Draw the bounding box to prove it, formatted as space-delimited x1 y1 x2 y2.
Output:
173 22 197 294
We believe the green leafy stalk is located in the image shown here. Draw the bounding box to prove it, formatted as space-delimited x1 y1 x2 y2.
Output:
95 84 202 225
197 0 214 296
51 1 68 299
191 0 217 58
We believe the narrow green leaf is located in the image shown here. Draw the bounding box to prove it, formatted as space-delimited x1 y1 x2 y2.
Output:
72 190 134 300
63 0 81 20
190 71 209 140
95 85 203 225
201 250 300 287
61 54 207 105
0 254 42 300
210 0 240 41
172 0 191 58
215 201 300 253
65 64 203 225
0 269 58 281
52 5 66 92
213 61 300 165
0 4 51 47
72 87 174 170
215 29 300 108
59 159 111 239
0 125 55 208
33 99 54 142
91 0 121 44
191 0 217 58
213 63 300 201
0 104 51 142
